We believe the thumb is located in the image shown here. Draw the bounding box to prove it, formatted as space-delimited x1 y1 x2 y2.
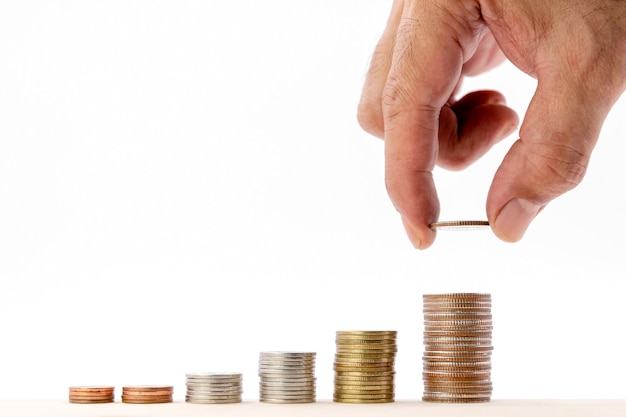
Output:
487 74 611 242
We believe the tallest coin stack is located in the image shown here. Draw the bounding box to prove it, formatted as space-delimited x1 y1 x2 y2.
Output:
422 293 493 403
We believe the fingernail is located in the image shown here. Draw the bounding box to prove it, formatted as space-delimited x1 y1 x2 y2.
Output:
401 216 422 249
494 198 541 242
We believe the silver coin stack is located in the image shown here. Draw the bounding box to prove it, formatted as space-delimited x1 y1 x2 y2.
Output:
185 372 243 404
258 351 316 403
422 293 493 403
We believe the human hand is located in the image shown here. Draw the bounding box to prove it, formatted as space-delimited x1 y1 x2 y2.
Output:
357 0 626 249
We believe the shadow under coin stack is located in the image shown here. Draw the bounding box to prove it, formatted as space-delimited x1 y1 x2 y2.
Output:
68 386 115 404
333 331 397 404
258 351 316 403
121 385 174 404
422 293 493 403
185 372 243 404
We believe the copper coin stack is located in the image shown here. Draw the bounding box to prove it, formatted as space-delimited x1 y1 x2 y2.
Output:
258 351 316 403
422 293 493 403
185 372 243 404
121 385 174 404
333 331 397 404
68 386 115 404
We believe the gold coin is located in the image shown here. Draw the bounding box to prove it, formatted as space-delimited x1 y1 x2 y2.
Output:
335 357 395 363
334 379 395 385
335 375 394 381
336 341 397 347
335 370 395 377
336 331 396 336
334 393 394 400
333 398 394 404
335 351 396 358
335 385 394 392
337 334 397 339
334 366 394 373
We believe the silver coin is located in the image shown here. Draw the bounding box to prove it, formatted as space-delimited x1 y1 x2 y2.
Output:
260 377 316 382
259 387 315 393
260 394 315 400
258 372 315 378
186 387 241 393
259 398 315 404
186 398 242 404
259 352 316 358
259 394 315 399
186 372 242 378
260 383 315 389
259 384 316 391
186 381 242 386
259 363 315 368
186 394 242 400
429 220 490 231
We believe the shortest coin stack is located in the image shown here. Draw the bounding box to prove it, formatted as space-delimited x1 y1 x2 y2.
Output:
121 385 174 404
258 351 316 404
185 372 243 404
69 386 115 404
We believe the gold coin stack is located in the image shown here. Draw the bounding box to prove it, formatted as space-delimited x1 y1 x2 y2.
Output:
422 293 493 403
68 386 114 404
185 372 243 404
258 351 317 403
121 385 174 404
333 331 397 404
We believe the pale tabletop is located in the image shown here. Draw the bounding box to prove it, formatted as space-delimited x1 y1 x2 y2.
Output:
2 399 626 417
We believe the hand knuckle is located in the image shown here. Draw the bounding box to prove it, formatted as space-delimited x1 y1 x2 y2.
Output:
356 96 383 137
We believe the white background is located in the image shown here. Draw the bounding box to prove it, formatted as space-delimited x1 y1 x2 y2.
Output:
1 1 625 401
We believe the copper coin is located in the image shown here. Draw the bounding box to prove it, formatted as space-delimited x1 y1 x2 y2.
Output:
122 393 173 399
122 398 173 404
423 293 490 299
423 372 491 379
123 385 173 392
121 390 173 397
69 398 114 404
69 386 114 392
69 395 115 401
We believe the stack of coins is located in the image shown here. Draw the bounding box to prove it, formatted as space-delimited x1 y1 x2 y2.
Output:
68 386 115 404
333 331 397 404
121 385 174 404
185 372 243 404
422 293 493 403
258 351 316 403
